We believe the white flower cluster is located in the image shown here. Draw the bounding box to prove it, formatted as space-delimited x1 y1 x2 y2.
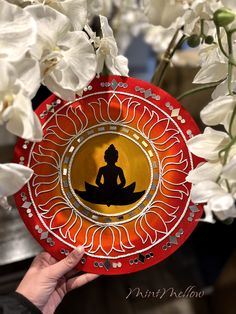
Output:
142 0 236 222
1 0 236 224
0 0 129 208
114 0 236 222
143 0 223 60
186 0 236 223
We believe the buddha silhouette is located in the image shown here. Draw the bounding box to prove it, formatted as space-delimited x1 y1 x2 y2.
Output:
74 144 145 207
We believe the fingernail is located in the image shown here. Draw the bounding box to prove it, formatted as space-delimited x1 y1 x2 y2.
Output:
76 246 84 254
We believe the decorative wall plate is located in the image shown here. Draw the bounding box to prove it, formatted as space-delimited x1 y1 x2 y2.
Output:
14 76 203 275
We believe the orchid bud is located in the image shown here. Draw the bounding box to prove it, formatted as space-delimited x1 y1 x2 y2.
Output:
213 7 235 27
205 36 214 45
187 34 200 48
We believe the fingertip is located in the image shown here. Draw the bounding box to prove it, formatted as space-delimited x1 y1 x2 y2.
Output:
86 273 100 282
76 245 84 255
90 273 100 278
67 272 100 291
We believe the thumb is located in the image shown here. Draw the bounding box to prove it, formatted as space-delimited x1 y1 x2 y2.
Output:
50 246 84 279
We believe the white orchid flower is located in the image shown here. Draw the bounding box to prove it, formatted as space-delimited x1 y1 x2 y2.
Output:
87 0 113 20
186 161 223 184
187 127 231 161
0 0 37 61
0 59 42 141
144 24 184 55
187 125 236 222
26 5 97 100
143 0 220 56
200 95 236 136
143 0 219 41
12 57 41 100
208 193 236 220
191 180 236 222
142 0 187 55
183 0 222 35
94 15 129 76
193 60 228 84
32 0 87 30
191 180 226 204
143 0 188 28
193 18 236 97
0 163 33 197
201 204 216 223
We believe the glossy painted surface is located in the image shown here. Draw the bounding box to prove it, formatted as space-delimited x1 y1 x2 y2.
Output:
14 76 203 274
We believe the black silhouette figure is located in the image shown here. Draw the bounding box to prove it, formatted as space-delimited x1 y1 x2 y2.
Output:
75 144 145 207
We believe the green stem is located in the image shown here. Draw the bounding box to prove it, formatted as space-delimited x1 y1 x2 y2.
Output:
151 30 187 87
151 30 179 86
229 104 236 138
216 26 229 58
229 28 236 34
159 35 187 86
216 26 236 66
200 19 204 36
225 179 231 193
226 30 234 96
216 27 236 166
176 82 220 101
228 62 233 95
218 136 236 165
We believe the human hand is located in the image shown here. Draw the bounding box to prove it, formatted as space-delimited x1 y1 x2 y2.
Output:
16 246 99 314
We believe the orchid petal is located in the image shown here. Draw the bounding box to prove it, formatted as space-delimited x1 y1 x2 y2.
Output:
0 0 36 61
208 194 236 220
3 92 42 141
0 60 18 96
200 95 236 135
199 204 216 224
44 31 96 100
0 163 33 197
13 57 41 99
100 14 113 37
187 127 230 161
48 0 87 30
97 15 129 76
190 180 226 204
26 4 71 59
193 62 227 84
186 161 222 184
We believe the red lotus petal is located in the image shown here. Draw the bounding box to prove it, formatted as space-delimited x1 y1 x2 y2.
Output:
59 213 77 238
50 208 73 229
55 114 77 137
32 173 58 187
41 203 70 219
31 162 58 176
100 227 115 255
145 211 168 234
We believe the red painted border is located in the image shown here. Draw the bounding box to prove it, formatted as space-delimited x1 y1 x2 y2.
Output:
14 76 203 275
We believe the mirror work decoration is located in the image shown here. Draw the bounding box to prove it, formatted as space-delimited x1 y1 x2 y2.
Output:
14 76 203 274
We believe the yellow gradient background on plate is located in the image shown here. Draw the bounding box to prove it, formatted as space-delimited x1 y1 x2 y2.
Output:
71 134 151 215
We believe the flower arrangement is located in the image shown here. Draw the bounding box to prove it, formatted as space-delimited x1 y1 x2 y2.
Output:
0 0 236 224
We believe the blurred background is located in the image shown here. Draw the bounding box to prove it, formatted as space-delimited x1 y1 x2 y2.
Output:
0 35 236 314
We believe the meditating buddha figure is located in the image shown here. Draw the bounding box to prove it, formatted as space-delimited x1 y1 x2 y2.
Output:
75 144 145 207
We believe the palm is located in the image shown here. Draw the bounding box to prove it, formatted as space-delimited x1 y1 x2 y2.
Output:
35 253 77 314
16 250 99 314
42 278 68 314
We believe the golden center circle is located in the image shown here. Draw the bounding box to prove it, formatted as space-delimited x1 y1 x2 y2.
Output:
70 133 152 215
